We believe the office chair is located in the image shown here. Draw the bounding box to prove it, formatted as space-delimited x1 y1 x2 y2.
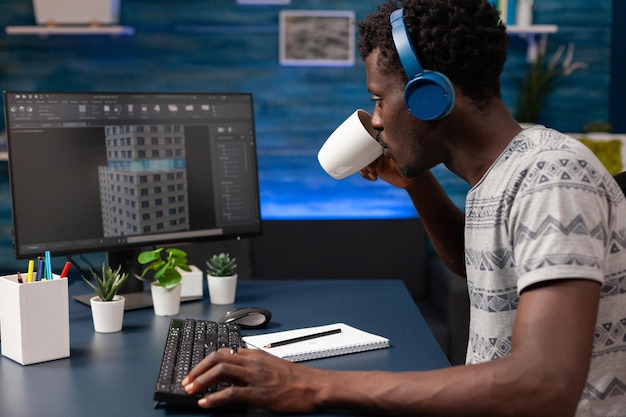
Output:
615 172 626 196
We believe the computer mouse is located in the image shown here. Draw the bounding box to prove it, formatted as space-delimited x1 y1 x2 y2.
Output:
219 307 272 329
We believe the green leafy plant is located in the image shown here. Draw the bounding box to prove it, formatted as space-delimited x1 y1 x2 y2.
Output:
513 34 587 123
206 253 237 277
82 264 129 302
137 247 191 290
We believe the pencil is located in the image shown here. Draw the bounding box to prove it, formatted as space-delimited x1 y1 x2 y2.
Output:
264 328 342 348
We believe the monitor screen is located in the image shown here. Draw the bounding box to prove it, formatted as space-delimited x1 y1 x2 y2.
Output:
4 92 262 263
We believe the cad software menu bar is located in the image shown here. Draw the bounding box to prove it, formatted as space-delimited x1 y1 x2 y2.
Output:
5 92 253 127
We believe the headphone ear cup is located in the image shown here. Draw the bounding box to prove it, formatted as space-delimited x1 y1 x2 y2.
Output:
404 71 455 121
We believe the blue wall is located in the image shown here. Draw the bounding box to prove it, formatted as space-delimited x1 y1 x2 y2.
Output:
611 1 626 131
0 0 614 270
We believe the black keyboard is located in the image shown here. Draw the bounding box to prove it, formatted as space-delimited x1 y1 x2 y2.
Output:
154 318 242 407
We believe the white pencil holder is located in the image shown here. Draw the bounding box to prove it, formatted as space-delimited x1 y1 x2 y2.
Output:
0 274 70 365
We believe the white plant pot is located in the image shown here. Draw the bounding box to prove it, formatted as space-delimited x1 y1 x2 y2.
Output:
516 0 534 27
207 274 238 305
150 282 181 316
179 265 203 298
90 295 125 333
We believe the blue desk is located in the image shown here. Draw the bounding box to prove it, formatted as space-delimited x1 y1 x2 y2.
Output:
0 279 449 416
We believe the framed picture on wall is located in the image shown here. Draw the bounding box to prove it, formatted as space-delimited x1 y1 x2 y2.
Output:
279 10 356 67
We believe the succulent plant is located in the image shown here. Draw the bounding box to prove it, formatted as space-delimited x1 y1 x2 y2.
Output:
82 264 129 302
206 253 237 277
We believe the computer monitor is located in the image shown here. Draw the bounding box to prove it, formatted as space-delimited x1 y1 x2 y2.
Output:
4 92 262 296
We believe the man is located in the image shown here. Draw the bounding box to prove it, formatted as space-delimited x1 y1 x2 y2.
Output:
183 1 626 415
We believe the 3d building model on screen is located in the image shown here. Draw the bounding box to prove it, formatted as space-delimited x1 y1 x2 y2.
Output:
99 124 190 238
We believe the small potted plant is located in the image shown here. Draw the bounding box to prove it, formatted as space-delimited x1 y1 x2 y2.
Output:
137 247 192 316
206 253 238 305
82 264 129 333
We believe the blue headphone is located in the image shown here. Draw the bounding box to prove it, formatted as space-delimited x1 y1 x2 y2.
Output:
390 8 455 120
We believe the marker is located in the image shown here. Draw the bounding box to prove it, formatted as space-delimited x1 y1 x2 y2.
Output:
27 259 35 283
60 261 71 278
263 328 342 348
37 256 44 281
45 251 53 280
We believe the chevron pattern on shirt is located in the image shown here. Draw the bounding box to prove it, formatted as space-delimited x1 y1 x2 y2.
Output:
582 378 626 402
513 215 607 246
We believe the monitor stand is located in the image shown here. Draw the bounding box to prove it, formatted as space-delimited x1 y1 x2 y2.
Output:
72 292 203 311
71 249 203 310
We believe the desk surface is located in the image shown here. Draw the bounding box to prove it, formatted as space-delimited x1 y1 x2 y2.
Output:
0 279 449 416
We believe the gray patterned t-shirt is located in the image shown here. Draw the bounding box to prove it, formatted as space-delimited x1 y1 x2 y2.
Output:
464 126 626 416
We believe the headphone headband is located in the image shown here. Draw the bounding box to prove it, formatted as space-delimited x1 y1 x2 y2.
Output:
390 8 423 79
389 8 455 121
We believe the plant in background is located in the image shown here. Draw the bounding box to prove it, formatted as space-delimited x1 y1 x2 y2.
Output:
206 253 237 277
514 34 588 123
578 136 623 175
82 264 129 302
137 247 191 290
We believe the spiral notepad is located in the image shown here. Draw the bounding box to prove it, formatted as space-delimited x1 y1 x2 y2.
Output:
242 323 389 362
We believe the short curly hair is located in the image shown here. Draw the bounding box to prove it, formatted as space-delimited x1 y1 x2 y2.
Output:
357 0 509 110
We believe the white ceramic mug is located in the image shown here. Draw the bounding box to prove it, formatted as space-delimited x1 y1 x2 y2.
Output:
318 109 383 180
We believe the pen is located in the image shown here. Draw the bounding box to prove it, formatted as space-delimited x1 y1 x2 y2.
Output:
17 273 24 284
263 328 342 348
60 261 71 278
27 259 34 283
